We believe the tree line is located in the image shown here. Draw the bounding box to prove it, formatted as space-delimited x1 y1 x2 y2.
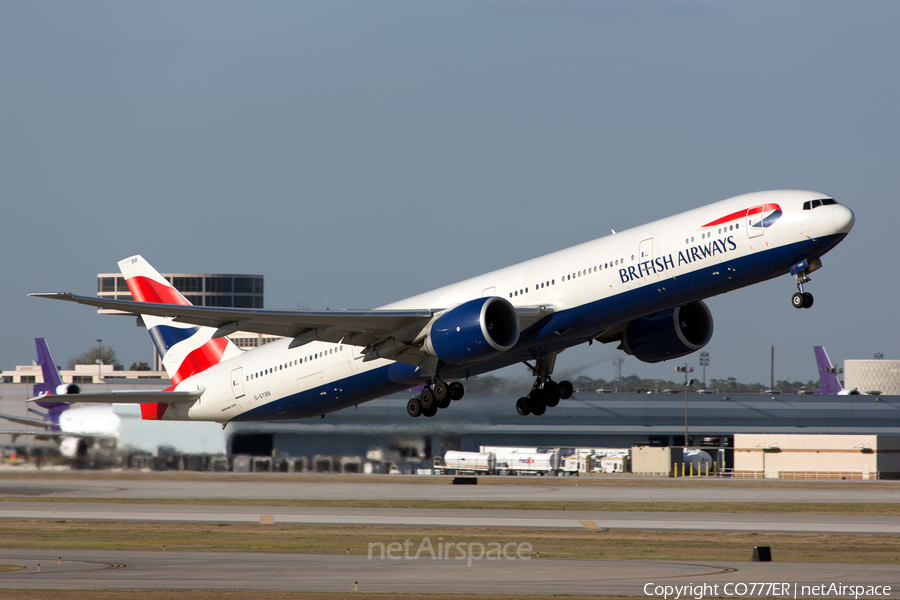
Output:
464 373 821 395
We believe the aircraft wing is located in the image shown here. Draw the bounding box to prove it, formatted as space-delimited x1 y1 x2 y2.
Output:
25 389 204 405
0 413 53 429
30 293 549 365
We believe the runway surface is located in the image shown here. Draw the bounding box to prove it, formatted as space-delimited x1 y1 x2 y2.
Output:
2 501 898 535
2 477 899 503
2 477 897 594
0 549 897 595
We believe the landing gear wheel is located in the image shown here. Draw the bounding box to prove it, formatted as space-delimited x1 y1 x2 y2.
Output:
792 292 805 309
419 389 435 410
432 381 448 404
436 394 451 410
803 292 814 308
529 388 547 415
406 397 422 418
542 381 560 406
558 380 574 400
516 397 531 416
422 404 438 417
448 381 465 401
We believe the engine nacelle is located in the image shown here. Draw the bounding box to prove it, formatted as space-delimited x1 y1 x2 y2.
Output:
55 383 80 395
424 297 520 365
621 300 713 363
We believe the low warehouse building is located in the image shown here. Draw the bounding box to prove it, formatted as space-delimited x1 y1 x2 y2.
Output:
733 434 900 480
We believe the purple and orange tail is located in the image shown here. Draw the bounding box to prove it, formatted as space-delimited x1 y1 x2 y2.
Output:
31 338 74 423
813 346 843 395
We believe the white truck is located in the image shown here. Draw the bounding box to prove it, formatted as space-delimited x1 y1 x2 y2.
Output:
438 451 497 474
505 451 558 475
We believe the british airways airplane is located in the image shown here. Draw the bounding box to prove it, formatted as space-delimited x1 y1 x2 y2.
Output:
31 190 854 422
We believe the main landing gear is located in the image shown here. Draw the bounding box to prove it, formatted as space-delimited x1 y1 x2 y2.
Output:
516 353 573 416
406 378 464 418
515 379 573 416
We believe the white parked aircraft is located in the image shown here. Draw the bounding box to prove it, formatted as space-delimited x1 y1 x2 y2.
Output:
0 339 225 456
31 190 854 421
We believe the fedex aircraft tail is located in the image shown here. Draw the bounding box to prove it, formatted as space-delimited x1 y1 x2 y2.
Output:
813 346 858 395
32 338 76 416
119 255 243 385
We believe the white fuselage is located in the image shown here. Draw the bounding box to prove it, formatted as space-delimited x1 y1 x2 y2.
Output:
164 190 852 423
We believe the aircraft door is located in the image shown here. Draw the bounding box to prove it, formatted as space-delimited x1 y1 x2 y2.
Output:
639 238 654 264
746 206 764 238
231 367 245 399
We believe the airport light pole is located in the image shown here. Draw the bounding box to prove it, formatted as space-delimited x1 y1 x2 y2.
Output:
96 339 102 383
699 352 709 389
676 364 694 448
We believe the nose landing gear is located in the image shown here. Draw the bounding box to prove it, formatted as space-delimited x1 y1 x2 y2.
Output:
790 257 821 309
792 291 814 309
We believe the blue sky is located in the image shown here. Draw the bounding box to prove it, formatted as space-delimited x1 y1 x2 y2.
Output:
1 1 897 386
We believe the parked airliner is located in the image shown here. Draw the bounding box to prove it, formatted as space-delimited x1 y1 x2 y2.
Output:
813 346 859 395
31 190 854 422
0 338 118 457
0 339 226 456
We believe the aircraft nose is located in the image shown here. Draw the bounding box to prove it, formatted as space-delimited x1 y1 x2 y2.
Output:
832 204 855 234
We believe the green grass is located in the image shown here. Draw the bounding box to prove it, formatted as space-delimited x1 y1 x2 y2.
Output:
0 519 897 564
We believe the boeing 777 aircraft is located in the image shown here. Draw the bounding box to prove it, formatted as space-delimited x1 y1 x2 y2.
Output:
31 190 854 422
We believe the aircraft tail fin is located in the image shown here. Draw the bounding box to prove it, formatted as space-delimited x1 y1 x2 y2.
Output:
31 338 72 416
118 255 243 384
813 346 843 395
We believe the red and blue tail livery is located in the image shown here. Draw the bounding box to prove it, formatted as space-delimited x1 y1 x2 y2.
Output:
31 190 854 423
119 256 243 388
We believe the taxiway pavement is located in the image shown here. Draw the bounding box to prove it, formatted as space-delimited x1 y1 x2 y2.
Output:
2 477 899 503
0 550 896 595
1 501 898 535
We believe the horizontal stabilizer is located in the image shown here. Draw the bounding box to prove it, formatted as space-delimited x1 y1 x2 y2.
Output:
25 389 204 405
0 413 53 429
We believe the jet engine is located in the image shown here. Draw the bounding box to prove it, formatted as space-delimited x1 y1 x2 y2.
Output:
55 383 80 395
620 300 713 363
424 297 520 365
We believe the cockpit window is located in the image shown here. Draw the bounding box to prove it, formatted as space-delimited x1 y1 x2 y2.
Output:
803 198 836 211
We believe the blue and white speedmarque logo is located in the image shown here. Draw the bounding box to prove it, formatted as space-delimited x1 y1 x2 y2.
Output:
620 236 738 284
